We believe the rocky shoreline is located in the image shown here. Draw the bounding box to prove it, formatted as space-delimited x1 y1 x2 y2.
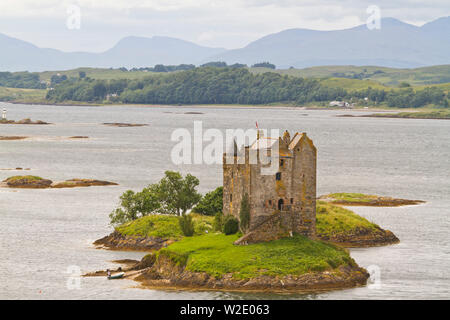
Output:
0 118 50 125
317 227 399 247
85 251 369 293
93 231 173 251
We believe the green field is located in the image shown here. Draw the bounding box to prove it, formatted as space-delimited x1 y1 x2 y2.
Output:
38 67 155 82
315 201 379 238
0 87 46 102
157 233 354 279
116 214 214 239
250 65 450 87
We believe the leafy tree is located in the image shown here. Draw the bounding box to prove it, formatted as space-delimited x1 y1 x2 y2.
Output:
223 215 239 235
201 61 227 68
109 171 201 225
79 71 86 79
399 82 411 88
252 62 276 69
179 214 195 236
192 187 223 216
109 186 161 225
156 171 201 216
239 193 250 232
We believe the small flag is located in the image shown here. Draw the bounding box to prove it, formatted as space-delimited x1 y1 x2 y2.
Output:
255 121 259 129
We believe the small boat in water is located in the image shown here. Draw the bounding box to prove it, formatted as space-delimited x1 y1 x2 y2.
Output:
107 272 125 280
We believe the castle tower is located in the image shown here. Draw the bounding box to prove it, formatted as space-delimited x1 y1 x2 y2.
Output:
223 130 317 244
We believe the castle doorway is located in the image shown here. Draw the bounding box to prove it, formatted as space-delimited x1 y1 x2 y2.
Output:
278 199 284 211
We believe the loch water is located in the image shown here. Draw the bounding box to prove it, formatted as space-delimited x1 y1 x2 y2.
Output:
0 103 449 299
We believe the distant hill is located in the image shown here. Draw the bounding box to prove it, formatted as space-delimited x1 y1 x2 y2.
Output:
210 17 450 69
0 35 225 72
0 16 448 71
250 65 450 86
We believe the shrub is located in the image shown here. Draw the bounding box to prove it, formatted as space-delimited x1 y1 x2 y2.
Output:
223 215 239 235
179 214 195 237
213 212 224 231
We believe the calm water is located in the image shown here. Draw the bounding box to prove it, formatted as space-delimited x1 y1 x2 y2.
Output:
0 102 449 300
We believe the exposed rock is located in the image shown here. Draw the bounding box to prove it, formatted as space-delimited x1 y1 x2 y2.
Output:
1 177 118 189
318 195 425 207
2 176 53 189
103 123 148 127
93 231 173 251
51 179 118 188
317 227 400 248
0 136 28 140
132 254 369 293
0 118 50 125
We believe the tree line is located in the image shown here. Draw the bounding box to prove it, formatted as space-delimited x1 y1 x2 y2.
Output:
46 67 347 105
0 72 46 89
45 67 448 108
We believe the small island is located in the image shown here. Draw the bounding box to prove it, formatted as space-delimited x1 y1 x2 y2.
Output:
0 136 28 140
364 110 450 120
319 193 425 207
1 176 118 189
88 132 416 293
0 118 50 125
102 123 148 127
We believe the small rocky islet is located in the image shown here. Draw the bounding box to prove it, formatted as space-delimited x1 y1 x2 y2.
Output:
88 195 424 293
0 118 50 125
0 176 118 189
319 192 425 207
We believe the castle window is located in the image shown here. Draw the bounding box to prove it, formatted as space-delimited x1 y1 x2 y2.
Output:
290 198 294 204
276 172 282 181
278 199 284 211
268 200 272 206
280 159 284 167
230 194 232 202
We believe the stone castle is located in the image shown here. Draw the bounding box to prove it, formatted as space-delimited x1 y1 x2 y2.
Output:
223 130 317 244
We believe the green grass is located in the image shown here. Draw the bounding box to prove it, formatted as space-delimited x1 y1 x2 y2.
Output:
5 175 44 182
316 201 379 238
324 193 379 203
319 78 389 91
0 87 46 102
250 65 450 87
370 109 450 119
38 68 156 82
116 214 214 239
157 233 354 279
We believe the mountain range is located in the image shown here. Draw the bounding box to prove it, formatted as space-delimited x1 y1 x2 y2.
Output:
1 16 449 72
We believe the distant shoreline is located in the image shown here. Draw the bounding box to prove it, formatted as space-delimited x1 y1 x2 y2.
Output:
3 101 419 113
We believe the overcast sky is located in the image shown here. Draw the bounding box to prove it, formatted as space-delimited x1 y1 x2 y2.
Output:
0 0 448 52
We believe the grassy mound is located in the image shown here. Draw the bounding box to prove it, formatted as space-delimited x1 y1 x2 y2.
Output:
5 175 44 182
157 233 355 280
116 214 214 239
322 193 379 204
319 193 423 207
316 201 379 237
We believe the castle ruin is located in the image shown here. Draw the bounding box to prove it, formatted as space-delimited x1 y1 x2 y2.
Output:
222 130 317 244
